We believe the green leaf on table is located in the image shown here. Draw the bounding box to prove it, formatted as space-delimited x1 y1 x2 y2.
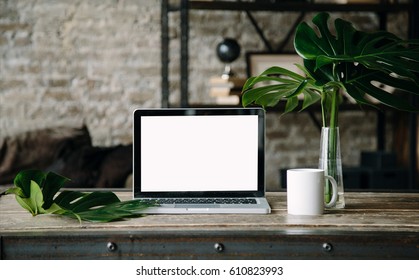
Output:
30 180 46 215
6 170 158 222
11 180 45 216
13 170 46 198
15 195 36 215
51 191 158 222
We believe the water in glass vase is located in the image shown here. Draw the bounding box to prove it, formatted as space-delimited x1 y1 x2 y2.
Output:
319 127 345 209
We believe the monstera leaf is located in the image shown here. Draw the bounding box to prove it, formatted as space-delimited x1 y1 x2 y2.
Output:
242 12 419 123
241 65 322 113
296 12 419 111
6 170 158 223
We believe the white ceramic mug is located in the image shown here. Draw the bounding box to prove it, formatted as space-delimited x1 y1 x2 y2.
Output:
287 168 338 215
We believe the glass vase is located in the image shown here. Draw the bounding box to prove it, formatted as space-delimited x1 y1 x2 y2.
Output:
319 127 345 209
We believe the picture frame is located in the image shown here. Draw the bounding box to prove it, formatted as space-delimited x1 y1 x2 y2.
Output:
245 52 304 78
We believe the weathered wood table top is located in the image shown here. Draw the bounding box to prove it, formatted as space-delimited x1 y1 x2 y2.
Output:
1 191 419 259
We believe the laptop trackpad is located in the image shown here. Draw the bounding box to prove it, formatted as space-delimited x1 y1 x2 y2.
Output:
175 204 220 208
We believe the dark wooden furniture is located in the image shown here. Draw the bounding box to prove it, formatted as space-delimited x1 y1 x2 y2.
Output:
1 191 418 259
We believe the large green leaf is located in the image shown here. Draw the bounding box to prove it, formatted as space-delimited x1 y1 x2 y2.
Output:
54 191 120 213
52 191 157 222
294 12 419 111
241 66 321 109
295 12 418 72
242 12 419 115
6 170 158 223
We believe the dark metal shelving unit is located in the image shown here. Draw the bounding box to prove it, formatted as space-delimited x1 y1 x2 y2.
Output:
161 0 416 107
160 0 418 188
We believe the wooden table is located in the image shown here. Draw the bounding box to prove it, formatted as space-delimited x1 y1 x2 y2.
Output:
1 191 419 259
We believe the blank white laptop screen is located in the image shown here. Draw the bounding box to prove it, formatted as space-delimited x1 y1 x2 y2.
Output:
140 115 258 192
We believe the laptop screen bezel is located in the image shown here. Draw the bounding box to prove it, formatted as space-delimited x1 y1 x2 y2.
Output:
133 108 265 198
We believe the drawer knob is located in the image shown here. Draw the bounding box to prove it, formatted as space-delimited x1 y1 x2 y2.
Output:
214 243 224 253
322 242 333 252
107 242 117 252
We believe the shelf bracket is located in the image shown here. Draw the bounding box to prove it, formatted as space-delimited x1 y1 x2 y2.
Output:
244 10 273 52
161 0 169 108
180 0 190 107
276 12 306 52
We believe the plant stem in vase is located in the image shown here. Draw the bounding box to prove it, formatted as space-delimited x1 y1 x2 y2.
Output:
319 127 345 209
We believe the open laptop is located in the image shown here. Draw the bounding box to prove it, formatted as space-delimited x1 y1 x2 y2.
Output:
132 107 271 214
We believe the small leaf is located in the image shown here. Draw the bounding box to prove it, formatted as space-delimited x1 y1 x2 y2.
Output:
29 180 45 215
8 180 45 216
15 196 36 215
301 90 321 111
284 96 299 114
13 170 46 198
5 187 25 197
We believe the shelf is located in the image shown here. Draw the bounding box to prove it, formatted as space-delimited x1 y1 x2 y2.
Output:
169 1 412 12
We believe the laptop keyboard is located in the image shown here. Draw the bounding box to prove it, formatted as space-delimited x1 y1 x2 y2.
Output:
141 198 257 205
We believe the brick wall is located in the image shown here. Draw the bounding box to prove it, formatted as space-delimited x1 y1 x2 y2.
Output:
1 0 161 146
1 0 407 189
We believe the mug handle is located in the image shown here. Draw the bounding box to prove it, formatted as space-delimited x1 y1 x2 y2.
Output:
324 175 338 208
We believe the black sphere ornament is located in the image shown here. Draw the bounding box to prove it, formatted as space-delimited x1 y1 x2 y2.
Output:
216 38 241 63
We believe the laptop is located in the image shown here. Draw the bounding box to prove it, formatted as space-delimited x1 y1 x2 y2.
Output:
132 107 271 214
